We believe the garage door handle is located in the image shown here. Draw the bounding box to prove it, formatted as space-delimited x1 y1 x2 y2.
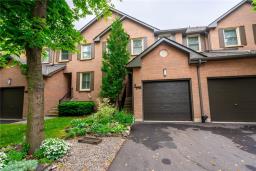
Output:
234 103 238 106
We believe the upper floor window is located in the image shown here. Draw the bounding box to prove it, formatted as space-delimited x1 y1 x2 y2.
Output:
81 44 92 60
60 50 69 61
80 72 91 91
131 38 144 55
223 28 241 47
187 35 201 51
42 49 50 63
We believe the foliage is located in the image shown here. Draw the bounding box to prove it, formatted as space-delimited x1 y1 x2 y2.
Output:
66 99 134 137
253 0 256 11
0 152 7 170
38 138 70 160
0 117 76 148
58 101 95 116
1 160 38 171
113 111 135 126
0 56 8 68
101 19 130 103
6 150 26 162
0 0 111 152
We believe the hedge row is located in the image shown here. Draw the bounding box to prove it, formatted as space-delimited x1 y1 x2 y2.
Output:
58 101 95 116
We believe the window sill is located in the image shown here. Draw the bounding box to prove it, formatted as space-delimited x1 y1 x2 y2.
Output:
58 60 70 63
79 89 91 92
80 58 93 61
224 45 243 48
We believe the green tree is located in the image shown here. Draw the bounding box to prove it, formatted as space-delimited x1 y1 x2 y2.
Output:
0 0 111 153
253 0 256 11
101 19 130 104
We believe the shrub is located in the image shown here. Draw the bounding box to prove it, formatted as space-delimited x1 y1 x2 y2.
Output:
0 152 7 170
39 138 70 160
58 101 95 116
113 111 134 125
6 150 25 161
1 160 38 171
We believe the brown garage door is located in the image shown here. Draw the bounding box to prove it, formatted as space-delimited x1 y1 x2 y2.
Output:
208 78 256 122
0 87 24 119
143 81 192 121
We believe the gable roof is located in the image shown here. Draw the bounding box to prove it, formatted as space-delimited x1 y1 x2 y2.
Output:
127 37 206 68
208 0 251 28
80 8 159 34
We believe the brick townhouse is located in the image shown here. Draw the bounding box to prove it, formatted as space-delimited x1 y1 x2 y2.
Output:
0 0 256 122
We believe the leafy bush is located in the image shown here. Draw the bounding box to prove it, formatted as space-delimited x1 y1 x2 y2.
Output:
58 101 95 116
0 152 7 170
113 111 134 125
1 160 38 171
66 99 135 137
38 138 69 160
6 150 25 161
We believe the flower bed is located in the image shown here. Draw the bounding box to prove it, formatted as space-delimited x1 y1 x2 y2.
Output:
0 138 70 170
66 99 134 138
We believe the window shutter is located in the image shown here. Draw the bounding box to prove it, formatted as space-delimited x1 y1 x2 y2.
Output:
68 51 72 61
182 36 187 46
102 42 106 56
128 40 131 54
239 26 247 45
76 72 80 91
218 29 225 48
143 37 148 49
91 44 95 59
56 51 60 62
252 24 256 44
200 36 206 51
90 71 94 91
49 49 53 63
77 44 81 60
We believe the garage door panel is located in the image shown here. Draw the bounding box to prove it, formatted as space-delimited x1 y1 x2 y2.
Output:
143 81 192 121
208 78 256 122
0 87 24 119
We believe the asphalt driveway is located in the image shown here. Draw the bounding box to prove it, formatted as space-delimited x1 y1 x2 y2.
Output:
109 123 256 171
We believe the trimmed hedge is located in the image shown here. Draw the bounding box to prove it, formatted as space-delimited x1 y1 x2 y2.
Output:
58 101 95 116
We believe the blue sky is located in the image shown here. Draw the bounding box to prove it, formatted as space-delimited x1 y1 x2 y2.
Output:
72 0 242 30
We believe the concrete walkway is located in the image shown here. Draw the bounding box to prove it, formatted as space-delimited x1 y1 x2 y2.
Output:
109 123 256 171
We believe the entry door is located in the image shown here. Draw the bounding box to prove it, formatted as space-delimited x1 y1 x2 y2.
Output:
208 78 256 122
0 87 24 119
143 81 192 121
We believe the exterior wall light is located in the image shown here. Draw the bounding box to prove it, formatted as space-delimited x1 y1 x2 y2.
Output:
163 68 167 77
7 78 12 85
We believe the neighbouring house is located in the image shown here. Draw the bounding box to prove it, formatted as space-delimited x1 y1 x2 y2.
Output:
0 0 256 122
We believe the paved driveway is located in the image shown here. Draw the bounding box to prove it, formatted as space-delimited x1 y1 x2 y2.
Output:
109 123 256 171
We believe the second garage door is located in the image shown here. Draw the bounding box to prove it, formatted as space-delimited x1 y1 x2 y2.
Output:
208 77 256 122
143 81 192 121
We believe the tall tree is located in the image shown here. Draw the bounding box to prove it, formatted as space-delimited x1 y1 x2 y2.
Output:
0 0 111 153
253 0 256 11
101 19 130 104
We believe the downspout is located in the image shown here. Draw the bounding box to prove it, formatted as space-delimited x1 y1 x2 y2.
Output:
196 59 208 123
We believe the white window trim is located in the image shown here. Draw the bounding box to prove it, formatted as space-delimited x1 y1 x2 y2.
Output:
59 50 69 62
223 27 241 47
79 72 91 91
80 44 92 60
131 38 144 55
186 34 202 52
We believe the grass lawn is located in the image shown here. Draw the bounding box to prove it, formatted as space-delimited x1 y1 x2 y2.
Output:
0 117 76 148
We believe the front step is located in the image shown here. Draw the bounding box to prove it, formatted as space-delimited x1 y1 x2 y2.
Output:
47 106 59 116
123 97 132 113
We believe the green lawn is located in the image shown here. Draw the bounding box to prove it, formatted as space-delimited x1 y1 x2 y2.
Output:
0 117 76 147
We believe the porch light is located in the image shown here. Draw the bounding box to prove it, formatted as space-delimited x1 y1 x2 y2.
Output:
7 78 12 85
163 68 167 77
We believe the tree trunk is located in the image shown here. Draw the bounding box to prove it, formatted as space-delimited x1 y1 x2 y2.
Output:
26 0 47 154
26 47 45 154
